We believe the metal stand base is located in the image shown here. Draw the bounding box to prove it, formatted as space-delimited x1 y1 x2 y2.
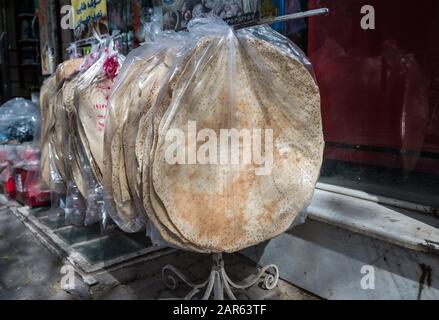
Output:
162 253 279 300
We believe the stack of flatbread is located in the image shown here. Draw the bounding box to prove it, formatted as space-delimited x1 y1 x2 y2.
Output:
71 52 125 225
103 35 195 233
40 58 84 191
104 20 324 253
39 74 57 189
39 50 124 226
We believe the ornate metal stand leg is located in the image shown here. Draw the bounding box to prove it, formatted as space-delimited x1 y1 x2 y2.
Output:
162 253 279 300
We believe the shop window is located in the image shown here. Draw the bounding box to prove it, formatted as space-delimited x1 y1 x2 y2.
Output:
292 0 439 209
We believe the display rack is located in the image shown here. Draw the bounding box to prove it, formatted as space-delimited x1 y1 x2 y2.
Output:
160 7 329 300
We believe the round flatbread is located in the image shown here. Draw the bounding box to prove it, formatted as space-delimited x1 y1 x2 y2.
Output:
151 30 324 253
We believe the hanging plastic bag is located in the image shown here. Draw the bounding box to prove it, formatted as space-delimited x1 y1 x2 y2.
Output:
60 58 95 226
146 17 324 253
41 58 84 216
47 51 97 225
44 58 84 192
39 75 57 190
103 27 197 235
67 39 125 228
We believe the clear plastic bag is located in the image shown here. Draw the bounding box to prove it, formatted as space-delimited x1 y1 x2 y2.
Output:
237 24 316 80
65 180 86 226
43 58 84 201
0 98 48 205
15 145 51 206
102 17 323 253
60 72 90 225
103 27 197 235
13 145 40 171
39 75 57 190
146 18 323 252
0 98 40 145
40 50 110 226
65 40 125 228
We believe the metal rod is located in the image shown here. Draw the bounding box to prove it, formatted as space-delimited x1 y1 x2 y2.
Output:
235 8 329 29
264 8 329 24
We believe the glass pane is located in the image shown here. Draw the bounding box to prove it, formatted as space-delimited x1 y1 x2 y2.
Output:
304 0 439 208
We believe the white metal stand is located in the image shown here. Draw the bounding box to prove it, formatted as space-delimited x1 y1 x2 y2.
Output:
162 253 279 300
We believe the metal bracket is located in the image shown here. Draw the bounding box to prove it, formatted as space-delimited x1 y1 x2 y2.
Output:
162 253 279 300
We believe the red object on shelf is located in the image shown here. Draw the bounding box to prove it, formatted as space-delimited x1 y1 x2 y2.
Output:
14 168 50 207
3 176 16 200
0 146 16 199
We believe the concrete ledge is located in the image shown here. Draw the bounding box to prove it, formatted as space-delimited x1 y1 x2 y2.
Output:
308 188 439 254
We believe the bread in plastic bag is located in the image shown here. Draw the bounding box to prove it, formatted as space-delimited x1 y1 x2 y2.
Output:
39 75 58 189
149 18 324 253
67 44 125 227
103 32 190 233
103 17 323 252
43 58 84 193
